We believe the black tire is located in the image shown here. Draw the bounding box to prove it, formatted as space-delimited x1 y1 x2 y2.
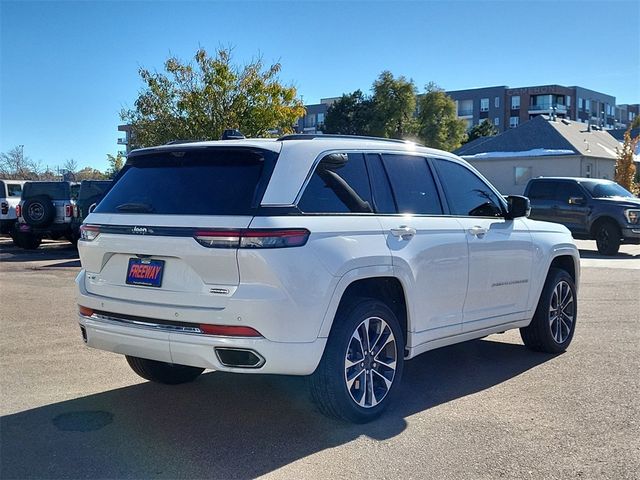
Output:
520 268 577 353
125 356 204 385
13 231 42 250
22 196 55 227
594 221 621 256
310 298 404 423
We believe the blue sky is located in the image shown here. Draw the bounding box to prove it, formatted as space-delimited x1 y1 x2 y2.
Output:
1 0 639 171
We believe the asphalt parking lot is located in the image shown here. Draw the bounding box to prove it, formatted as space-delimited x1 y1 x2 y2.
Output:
1 237 639 479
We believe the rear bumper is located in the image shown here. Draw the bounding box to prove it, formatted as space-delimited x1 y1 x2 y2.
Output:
18 222 72 234
78 313 326 375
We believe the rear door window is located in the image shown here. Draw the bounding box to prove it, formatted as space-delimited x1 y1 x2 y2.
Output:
380 154 443 214
527 181 556 200
95 148 275 216
298 153 373 213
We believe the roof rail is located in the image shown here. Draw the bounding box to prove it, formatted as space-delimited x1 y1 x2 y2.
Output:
276 134 423 146
165 139 200 145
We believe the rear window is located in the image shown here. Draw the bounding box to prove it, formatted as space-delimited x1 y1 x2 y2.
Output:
23 182 70 199
95 148 274 216
78 181 111 202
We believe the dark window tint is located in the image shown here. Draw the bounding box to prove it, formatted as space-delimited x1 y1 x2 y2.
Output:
527 180 556 200
95 149 271 215
23 182 71 199
434 159 503 217
554 182 584 201
7 183 22 197
365 153 396 214
580 180 634 198
298 153 373 213
78 181 112 202
381 154 442 214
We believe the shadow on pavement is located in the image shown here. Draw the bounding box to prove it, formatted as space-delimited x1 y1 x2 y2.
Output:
1 339 555 479
0 237 78 263
578 249 639 260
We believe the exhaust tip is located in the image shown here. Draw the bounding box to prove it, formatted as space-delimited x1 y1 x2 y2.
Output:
215 347 265 369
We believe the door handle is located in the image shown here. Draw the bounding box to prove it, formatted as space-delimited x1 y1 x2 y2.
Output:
468 226 487 237
390 225 416 240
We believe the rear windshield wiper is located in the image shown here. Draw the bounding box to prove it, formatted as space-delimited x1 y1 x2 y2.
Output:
115 202 155 213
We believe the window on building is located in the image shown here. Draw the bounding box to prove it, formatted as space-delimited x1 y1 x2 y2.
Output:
578 98 584 109
494 117 500 126
511 96 520 109
495 97 500 108
567 96 571 107
514 167 532 185
510 116 519 128
480 98 489 112
458 99 473 116
585 99 591 111
304 114 316 127
585 164 592 178
317 113 325 124
298 153 373 213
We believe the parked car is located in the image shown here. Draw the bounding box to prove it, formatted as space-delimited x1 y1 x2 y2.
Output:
14 181 79 249
71 180 112 240
0 179 25 235
524 177 640 255
76 135 580 423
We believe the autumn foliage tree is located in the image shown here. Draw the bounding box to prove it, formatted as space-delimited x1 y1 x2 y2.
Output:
615 127 639 194
121 48 306 147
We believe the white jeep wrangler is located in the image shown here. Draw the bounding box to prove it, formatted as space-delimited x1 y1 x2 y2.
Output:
76 135 579 422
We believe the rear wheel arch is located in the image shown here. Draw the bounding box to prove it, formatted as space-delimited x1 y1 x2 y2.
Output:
329 276 408 348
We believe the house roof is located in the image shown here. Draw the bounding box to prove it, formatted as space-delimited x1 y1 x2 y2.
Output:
454 115 620 160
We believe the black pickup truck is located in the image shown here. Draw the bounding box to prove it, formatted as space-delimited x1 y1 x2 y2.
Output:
524 177 640 255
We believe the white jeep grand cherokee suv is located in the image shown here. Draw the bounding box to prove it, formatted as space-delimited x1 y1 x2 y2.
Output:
76 135 579 423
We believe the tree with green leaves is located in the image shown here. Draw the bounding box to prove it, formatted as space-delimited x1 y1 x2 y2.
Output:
323 90 373 135
121 48 306 147
416 83 468 151
369 71 418 139
105 153 125 179
465 119 498 143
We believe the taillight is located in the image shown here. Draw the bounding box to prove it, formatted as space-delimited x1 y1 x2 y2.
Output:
198 324 262 337
65 204 72 217
194 229 309 249
15 205 21 217
80 224 100 241
0 202 7 215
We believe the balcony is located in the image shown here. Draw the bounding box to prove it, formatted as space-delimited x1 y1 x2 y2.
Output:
528 103 569 113
117 137 128 145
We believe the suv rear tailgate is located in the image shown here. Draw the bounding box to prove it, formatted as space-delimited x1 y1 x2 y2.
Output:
80 214 252 308
78 146 277 310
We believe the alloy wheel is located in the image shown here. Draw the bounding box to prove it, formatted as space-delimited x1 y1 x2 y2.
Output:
549 280 574 344
344 316 397 408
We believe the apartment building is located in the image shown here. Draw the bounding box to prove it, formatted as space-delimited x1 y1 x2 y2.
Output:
296 84 634 135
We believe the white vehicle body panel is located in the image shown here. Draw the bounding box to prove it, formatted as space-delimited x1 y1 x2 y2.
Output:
76 137 580 376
